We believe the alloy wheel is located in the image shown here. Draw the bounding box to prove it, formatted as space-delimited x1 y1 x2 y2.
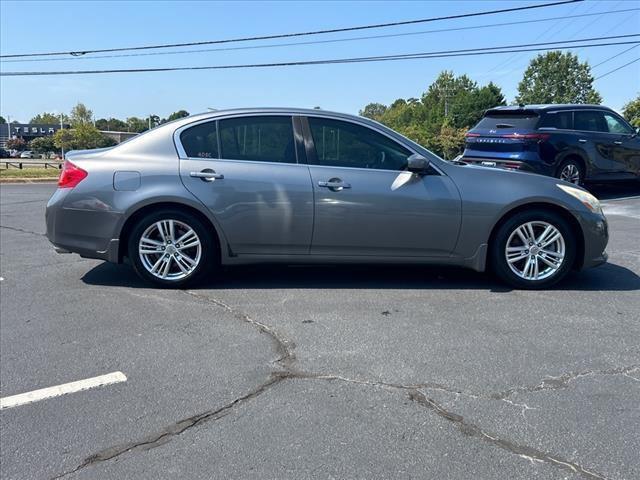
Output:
505 221 566 281
560 164 581 185
138 219 202 281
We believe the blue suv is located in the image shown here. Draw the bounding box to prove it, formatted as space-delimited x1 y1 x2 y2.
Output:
462 104 640 184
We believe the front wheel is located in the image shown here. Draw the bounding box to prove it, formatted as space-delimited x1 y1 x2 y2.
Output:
128 209 215 288
490 210 576 289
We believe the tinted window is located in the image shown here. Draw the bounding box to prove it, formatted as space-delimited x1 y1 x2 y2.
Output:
180 121 218 159
604 113 633 134
219 116 296 163
574 111 607 132
538 111 572 130
308 117 411 171
475 114 539 130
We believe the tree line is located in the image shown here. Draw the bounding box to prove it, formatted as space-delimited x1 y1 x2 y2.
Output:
359 51 639 158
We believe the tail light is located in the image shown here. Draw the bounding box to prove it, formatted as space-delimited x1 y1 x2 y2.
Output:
465 132 480 138
500 133 550 141
58 160 88 189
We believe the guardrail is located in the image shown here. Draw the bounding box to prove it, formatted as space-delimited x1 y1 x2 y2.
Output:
1 160 63 170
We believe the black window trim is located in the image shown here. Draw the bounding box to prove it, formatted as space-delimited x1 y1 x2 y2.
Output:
538 108 634 135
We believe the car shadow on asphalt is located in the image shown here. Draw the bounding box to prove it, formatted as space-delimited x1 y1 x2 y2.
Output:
82 261 640 292
587 181 640 201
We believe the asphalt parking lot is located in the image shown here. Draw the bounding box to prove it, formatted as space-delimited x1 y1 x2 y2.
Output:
1 182 639 480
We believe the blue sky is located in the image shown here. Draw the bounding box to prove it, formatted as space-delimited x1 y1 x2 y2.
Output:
1 0 639 123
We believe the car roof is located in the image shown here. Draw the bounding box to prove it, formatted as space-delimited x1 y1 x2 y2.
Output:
486 104 614 114
176 107 365 123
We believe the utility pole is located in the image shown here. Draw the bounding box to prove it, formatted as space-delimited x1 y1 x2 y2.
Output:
148 115 152 130
60 113 65 160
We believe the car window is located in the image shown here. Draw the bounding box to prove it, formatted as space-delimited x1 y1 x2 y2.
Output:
308 117 411 171
475 114 539 130
574 111 607 132
538 111 572 130
219 116 296 163
603 113 634 134
180 121 218 159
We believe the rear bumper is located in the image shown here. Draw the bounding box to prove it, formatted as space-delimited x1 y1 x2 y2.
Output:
45 188 122 263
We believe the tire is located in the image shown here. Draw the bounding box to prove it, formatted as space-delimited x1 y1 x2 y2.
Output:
556 158 584 185
490 209 576 289
128 209 216 288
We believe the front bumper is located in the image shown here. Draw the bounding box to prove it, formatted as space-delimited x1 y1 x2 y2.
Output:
46 188 123 263
573 209 609 270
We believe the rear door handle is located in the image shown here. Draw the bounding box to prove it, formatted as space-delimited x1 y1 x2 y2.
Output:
318 178 351 191
613 141 623 145
578 139 587 143
190 169 224 182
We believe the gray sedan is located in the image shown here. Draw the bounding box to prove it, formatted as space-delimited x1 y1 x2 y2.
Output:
46 108 608 288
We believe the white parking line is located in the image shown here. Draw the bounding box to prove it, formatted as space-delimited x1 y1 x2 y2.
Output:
0 371 127 410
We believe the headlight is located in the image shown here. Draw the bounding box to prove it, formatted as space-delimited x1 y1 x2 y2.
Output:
557 184 602 214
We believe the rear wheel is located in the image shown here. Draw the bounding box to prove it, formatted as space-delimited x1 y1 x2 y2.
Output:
557 158 584 185
490 210 576 289
128 209 215 288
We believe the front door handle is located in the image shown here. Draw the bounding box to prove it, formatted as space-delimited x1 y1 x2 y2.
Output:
578 139 587 143
613 141 623 145
318 178 351 191
190 169 224 182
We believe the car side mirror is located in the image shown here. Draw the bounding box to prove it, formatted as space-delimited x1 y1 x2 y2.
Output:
406 154 430 175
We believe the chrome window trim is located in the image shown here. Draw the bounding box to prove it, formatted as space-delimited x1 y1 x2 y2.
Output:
174 111 445 175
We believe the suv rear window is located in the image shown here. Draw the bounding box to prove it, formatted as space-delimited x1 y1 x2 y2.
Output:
475 113 539 130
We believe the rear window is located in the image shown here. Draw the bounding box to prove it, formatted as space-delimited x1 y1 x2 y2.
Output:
475 113 539 130
538 111 572 130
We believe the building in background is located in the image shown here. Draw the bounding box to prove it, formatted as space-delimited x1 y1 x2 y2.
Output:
0 123 69 150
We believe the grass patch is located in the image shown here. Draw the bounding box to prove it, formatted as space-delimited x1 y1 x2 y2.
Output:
0 167 61 179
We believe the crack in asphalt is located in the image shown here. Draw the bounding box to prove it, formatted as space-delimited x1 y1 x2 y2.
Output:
491 365 640 401
51 291 621 480
0 224 45 237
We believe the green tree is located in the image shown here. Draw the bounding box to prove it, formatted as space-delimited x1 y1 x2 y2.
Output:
126 117 148 133
359 103 387 121
0 116 6 124
516 51 602 105
95 117 128 131
70 103 93 126
53 129 75 151
73 123 103 149
622 94 640 128
6 138 27 152
96 135 118 148
29 136 57 154
30 112 67 124
166 110 189 122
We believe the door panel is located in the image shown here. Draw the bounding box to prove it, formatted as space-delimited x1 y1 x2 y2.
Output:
308 166 461 256
178 116 313 255
611 135 640 176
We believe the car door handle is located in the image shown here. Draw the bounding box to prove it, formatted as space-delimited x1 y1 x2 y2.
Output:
613 141 623 145
318 179 351 191
578 139 587 143
190 170 224 182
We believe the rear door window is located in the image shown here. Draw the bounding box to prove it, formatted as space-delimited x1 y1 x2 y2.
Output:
574 111 607 132
538 111 572 130
180 121 219 159
219 116 297 163
475 114 539 130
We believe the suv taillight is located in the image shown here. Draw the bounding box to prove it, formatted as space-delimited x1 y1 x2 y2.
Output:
500 133 550 141
58 160 88 189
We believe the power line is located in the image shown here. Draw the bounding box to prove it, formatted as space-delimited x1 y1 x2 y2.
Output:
0 0 581 59
4 7 636 64
2 35 637 77
594 57 640 79
592 44 640 68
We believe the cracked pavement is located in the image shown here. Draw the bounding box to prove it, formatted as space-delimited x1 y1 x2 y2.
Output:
1 183 639 479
